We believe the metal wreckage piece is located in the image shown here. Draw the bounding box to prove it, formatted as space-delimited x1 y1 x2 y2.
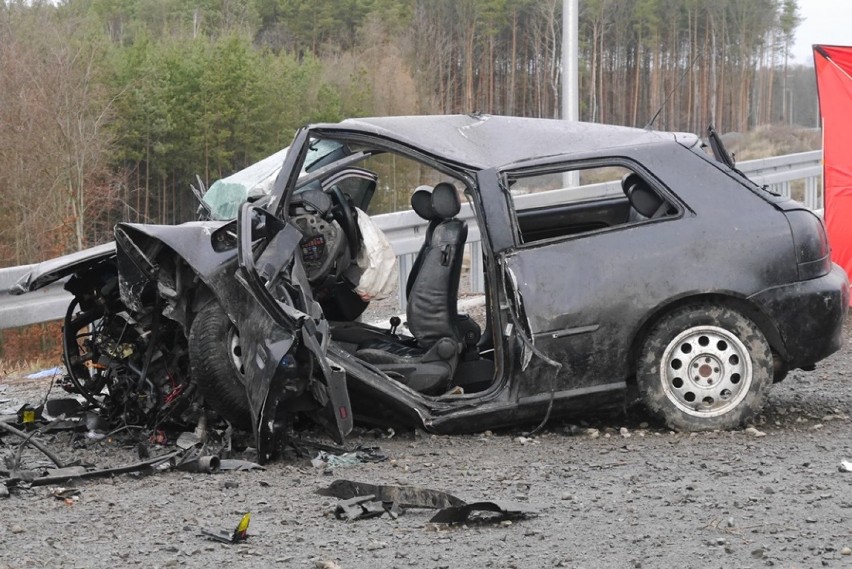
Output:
12 210 352 464
1 445 260 495
2 449 182 490
0 413 263 496
318 479 538 524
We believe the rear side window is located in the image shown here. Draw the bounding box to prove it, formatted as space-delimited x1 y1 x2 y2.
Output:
506 163 678 245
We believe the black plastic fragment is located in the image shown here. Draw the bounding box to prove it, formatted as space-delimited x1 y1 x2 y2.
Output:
428 500 539 524
333 494 402 521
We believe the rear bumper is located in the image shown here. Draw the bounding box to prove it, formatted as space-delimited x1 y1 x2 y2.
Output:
749 264 849 369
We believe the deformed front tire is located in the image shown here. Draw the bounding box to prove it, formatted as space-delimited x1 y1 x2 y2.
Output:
636 304 772 431
189 302 252 429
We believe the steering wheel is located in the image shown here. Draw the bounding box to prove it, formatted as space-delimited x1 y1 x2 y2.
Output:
330 186 360 261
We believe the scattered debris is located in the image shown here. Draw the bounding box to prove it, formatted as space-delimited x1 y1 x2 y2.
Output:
49 487 81 504
41 418 86 434
219 459 265 471
0 443 250 492
334 494 398 521
311 447 388 469
359 427 396 439
2 450 180 489
0 419 65 467
318 479 465 508
44 466 88 479
201 513 251 544
175 454 220 473
0 387 267 494
744 427 767 438
50 486 80 500
17 404 39 427
428 500 539 524
176 431 203 450
319 479 538 525
43 398 83 419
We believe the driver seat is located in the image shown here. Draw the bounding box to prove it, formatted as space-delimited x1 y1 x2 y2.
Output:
354 183 474 393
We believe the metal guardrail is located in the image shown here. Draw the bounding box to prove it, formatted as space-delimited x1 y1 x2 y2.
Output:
738 150 823 210
0 150 824 330
0 264 73 329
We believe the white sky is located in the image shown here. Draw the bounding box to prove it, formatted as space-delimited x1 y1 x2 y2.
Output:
791 0 852 65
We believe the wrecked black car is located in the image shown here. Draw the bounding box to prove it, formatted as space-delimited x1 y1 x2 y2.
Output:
13 115 848 462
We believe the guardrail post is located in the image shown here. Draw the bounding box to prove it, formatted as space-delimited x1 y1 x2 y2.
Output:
805 175 820 210
469 241 484 293
397 252 415 310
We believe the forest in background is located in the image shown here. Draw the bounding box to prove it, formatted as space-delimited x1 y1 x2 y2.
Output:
0 0 817 359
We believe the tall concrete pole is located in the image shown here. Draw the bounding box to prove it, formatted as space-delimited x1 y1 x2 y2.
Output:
562 0 579 187
562 0 578 123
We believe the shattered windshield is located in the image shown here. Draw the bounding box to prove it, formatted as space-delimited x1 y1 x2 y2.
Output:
202 140 345 220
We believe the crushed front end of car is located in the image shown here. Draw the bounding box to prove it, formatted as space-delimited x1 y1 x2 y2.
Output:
12 155 353 465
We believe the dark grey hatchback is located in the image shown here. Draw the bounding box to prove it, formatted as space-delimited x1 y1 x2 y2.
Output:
15 114 848 461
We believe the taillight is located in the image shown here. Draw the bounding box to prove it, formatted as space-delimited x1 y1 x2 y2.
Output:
785 209 831 280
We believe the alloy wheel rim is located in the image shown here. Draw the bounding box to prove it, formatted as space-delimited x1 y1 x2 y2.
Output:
659 325 753 417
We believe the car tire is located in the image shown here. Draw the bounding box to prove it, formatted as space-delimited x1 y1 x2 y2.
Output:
189 302 252 429
636 304 772 431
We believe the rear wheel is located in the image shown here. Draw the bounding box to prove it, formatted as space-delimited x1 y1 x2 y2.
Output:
636 304 772 431
189 302 252 429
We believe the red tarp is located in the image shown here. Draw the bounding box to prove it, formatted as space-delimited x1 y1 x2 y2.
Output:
814 45 852 302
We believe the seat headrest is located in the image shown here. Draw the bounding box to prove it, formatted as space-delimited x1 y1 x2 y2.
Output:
411 186 434 220
622 173 663 218
431 182 460 219
621 173 642 197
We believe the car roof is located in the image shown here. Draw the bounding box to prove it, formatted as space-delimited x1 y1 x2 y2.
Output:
310 114 698 171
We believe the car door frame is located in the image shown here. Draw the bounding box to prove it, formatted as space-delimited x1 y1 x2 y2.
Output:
476 155 690 421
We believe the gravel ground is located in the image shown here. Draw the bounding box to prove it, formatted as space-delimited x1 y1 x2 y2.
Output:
2 318 852 569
